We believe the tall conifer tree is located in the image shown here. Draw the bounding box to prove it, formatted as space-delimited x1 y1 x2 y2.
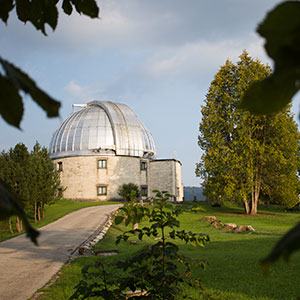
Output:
196 51 300 215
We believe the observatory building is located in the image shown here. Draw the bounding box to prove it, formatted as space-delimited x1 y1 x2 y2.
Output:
49 101 183 201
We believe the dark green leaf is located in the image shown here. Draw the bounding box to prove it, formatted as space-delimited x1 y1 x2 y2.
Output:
138 231 143 240
15 0 31 23
261 221 300 273
0 0 14 23
0 58 60 119
125 216 132 226
114 215 124 225
240 71 297 114
240 1 300 114
62 0 73 15
71 0 99 18
116 236 121 245
257 1 300 66
43 0 59 31
29 0 59 34
169 230 175 239
0 73 23 128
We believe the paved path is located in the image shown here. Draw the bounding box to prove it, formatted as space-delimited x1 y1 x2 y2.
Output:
0 204 121 300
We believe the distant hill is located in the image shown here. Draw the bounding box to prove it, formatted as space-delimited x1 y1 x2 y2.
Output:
184 186 205 201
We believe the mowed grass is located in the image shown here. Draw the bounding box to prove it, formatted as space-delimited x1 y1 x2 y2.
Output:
36 202 300 300
0 199 121 242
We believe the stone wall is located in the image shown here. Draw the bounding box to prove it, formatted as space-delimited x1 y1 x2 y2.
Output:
53 156 183 202
149 159 183 201
53 155 149 201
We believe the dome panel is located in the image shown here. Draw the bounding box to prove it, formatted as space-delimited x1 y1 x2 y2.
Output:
49 101 156 159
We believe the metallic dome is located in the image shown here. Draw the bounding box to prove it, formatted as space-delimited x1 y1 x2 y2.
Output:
49 101 156 159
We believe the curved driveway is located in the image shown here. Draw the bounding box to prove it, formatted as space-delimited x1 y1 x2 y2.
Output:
0 204 120 300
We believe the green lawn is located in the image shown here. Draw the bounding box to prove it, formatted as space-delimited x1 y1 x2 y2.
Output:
0 199 121 242
35 202 300 299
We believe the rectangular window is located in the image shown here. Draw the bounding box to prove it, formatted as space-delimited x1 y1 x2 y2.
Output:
140 161 147 171
98 159 107 169
97 185 107 196
57 162 63 172
141 185 148 197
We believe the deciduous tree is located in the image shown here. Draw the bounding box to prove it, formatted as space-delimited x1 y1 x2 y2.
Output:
196 51 300 215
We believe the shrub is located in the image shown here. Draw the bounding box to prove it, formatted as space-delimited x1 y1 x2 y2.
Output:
118 183 141 201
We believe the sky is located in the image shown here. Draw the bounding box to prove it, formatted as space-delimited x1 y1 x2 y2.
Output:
1 0 300 187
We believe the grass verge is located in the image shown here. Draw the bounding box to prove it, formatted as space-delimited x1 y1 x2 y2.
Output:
0 199 121 242
35 202 300 300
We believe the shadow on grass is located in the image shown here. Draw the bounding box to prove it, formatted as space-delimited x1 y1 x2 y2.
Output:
182 235 300 300
193 202 246 215
189 201 300 219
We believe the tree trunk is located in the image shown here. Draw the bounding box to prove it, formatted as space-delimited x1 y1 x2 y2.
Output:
20 219 23 232
34 201 37 224
8 217 14 234
16 216 21 232
251 199 257 215
41 202 45 219
37 202 41 221
244 199 250 214
251 173 261 216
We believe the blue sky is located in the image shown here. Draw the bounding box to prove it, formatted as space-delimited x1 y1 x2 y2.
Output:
1 0 300 187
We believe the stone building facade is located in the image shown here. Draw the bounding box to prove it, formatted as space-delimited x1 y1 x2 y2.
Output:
49 101 183 201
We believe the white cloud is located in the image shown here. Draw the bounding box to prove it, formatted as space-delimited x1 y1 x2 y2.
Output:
0 0 283 56
65 81 84 96
141 35 269 82
81 34 270 104
64 80 106 101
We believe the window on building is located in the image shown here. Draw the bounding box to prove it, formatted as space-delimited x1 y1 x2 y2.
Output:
140 161 147 171
97 185 107 196
98 159 107 169
141 185 148 197
57 162 63 172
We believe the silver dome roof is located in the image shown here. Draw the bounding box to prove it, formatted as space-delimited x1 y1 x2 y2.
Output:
49 101 156 159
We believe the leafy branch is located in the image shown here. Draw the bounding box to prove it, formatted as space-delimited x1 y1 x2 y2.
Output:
0 0 99 34
238 0 300 271
0 57 61 128
240 1 300 114
115 190 209 299
71 191 209 299
0 0 100 244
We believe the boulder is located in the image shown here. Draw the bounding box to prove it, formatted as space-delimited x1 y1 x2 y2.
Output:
78 246 94 256
211 220 223 228
233 225 256 233
247 225 256 232
95 249 119 256
202 216 217 222
224 223 237 231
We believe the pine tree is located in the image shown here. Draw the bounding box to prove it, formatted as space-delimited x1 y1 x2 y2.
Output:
0 143 32 231
31 141 61 222
0 142 61 227
196 51 300 215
